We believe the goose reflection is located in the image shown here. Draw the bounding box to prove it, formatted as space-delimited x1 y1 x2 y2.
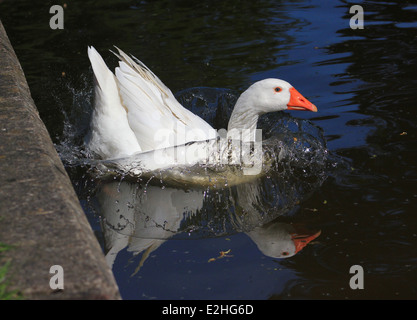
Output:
97 181 204 269
96 177 321 271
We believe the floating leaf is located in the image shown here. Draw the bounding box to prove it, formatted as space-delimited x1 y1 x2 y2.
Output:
208 249 233 262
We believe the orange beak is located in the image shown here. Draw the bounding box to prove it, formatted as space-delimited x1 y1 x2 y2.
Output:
290 226 321 254
287 87 318 112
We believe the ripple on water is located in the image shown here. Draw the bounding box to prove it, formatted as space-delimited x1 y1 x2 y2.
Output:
56 87 346 245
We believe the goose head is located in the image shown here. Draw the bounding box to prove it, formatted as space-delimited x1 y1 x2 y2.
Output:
247 222 321 259
228 79 317 131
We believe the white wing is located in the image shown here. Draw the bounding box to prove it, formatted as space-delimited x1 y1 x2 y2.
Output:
112 47 217 152
86 46 141 159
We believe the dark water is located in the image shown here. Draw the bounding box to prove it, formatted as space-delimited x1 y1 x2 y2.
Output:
1 0 417 299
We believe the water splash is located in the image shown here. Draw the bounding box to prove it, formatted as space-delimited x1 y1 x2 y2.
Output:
54 74 93 167
56 85 344 241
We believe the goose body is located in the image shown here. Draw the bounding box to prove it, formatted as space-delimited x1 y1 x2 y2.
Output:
86 46 317 175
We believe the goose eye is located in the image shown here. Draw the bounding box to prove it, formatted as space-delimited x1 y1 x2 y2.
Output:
282 251 289 256
274 87 282 93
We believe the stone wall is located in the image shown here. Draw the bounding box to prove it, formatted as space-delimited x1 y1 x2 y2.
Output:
0 19 120 299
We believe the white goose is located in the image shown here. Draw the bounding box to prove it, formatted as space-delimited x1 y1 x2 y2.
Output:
86 46 317 176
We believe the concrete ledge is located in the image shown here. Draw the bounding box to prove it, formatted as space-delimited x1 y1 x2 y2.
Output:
0 20 120 299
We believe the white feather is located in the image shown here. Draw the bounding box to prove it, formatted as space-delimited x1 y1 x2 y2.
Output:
86 46 141 159
113 47 216 152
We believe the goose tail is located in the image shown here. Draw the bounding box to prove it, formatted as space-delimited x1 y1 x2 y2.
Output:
86 46 141 159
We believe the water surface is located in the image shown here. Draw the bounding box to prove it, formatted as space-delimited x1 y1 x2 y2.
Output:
1 0 417 299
